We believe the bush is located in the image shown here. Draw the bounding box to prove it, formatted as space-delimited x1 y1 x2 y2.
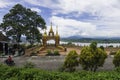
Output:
24 62 35 68
1 64 120 80
114 67 120 72
46 49 54 56
79 42 107 72
113 50 120 67
47 49 52 54
109 51 116 55
108 45 113 48
100 46 104 51
63 50 79 72
46 49 60 56
53 50 60 56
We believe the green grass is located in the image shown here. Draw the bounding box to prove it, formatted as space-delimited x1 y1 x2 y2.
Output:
1 64 120 80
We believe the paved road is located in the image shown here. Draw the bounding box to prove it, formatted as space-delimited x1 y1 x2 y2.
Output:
0 55 115 71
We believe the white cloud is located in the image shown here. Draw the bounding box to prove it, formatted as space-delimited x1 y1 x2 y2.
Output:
49 16 97 37
0 0 12 8
24 0 120 22
24 0 59 9
31 7 41 13
24 0 120 18
48 16 120 38
0 0 120 37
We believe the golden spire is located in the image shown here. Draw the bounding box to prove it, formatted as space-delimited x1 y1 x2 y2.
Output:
44 29 47 34
43 29 47 36
56 26 59 36
50 22 53 32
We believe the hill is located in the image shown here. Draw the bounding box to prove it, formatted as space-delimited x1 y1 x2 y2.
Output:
61 36 120 43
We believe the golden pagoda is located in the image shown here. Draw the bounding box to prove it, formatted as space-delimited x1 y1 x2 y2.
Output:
42 23 60 47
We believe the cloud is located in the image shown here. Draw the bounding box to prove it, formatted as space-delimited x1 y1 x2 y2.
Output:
48 16 120 38
0 0 120 37
31 7 41 13
0 0 12 8
24 0 59 9
24 0 120 18
49 16 97 37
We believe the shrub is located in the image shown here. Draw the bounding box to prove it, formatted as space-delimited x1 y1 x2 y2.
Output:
63 50 79 72
46 49 53 56
79 42 107 72
1 64 120 80
114 67 120 72
46 49 60 56
47 49 52 54
100 46 104 51
24 62 35 68
53 50 60 56
113 50 120 67
109 51 116 55
108 45 113 48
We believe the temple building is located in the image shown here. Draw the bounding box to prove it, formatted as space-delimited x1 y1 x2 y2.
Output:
0 32 10 55
42 23 60 48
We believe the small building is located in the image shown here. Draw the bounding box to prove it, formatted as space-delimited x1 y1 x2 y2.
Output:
0 32 10 55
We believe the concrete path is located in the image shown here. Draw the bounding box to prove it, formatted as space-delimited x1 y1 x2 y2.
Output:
0 55 115 71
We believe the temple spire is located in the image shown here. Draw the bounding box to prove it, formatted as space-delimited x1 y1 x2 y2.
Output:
56 26 58 36
43 29 47 36
49 22 54 36
44 29 47 34
50 22 53 32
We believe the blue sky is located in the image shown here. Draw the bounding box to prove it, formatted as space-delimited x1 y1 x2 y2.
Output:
0 0 120 38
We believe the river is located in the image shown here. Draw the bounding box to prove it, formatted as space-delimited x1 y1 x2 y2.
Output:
60 41 120 47
46 40 120 48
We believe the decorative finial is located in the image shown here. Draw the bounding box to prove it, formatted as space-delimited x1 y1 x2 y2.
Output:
56 25 58 36
50 22 53 32
51 22 52 26
43 28 47 36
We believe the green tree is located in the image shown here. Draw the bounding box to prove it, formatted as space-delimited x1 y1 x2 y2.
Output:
79 42 107 72
100 46 104 51
63 50 79 72
0 4 46 44
113 50 120 67
90 41 97 50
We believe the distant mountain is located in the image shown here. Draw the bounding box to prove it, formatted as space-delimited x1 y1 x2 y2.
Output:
62 35 120 40
61 35 120 43
66 35 84 39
